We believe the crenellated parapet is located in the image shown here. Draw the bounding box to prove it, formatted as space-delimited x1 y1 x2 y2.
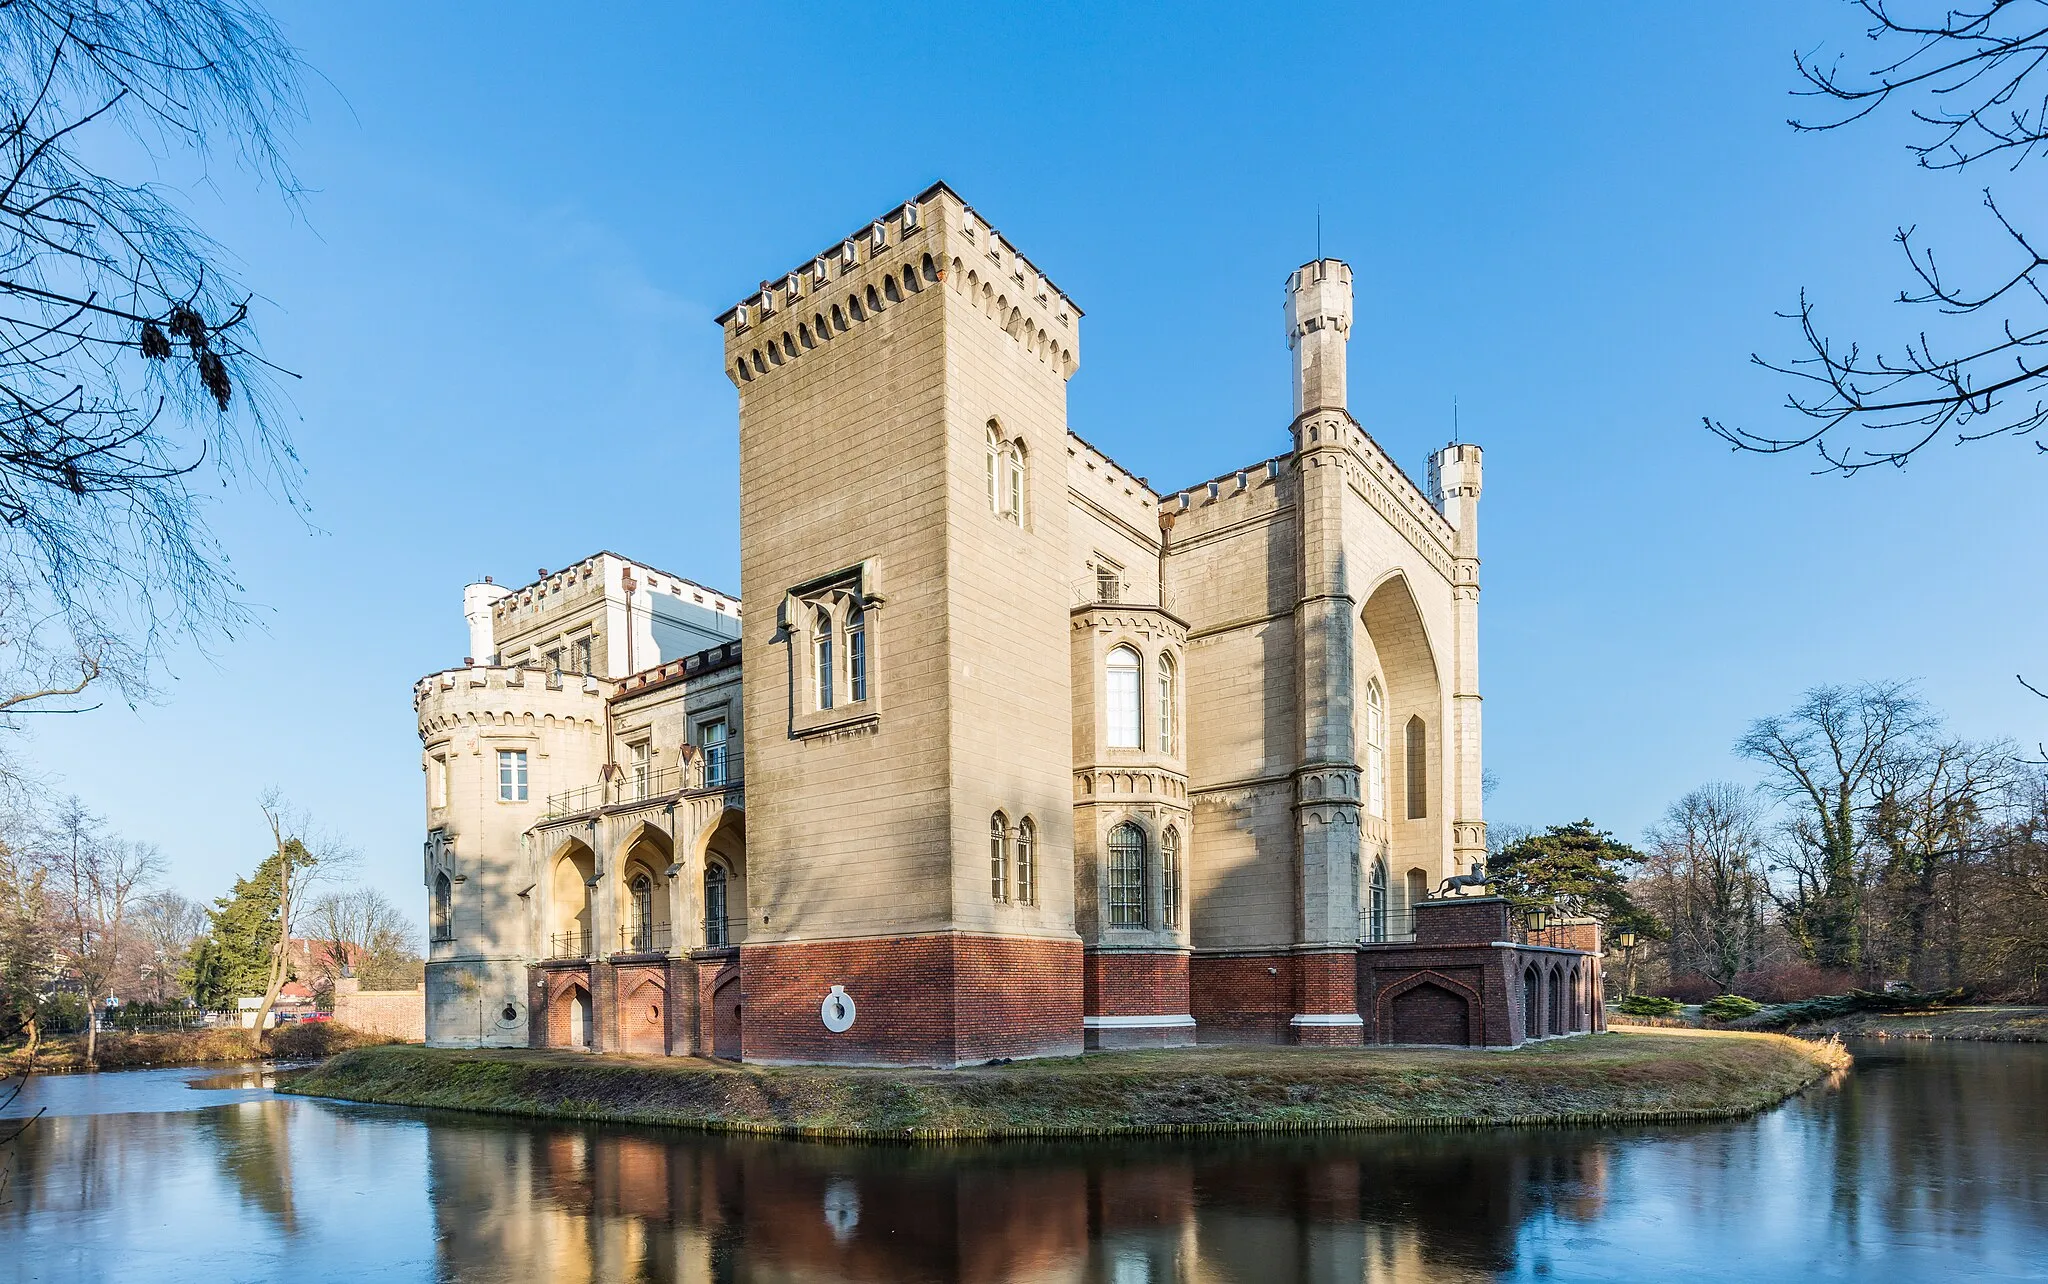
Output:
717 182 1081 389
415 664 612 738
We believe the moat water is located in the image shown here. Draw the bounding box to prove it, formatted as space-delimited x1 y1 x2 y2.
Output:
2 1039 2044 1282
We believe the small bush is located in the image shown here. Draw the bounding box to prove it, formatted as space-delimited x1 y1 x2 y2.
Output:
1617 994 1685 1018
1701 994 1764 1022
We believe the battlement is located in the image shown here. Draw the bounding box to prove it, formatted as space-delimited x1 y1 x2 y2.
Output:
1427 442 1483 508
489 552 740 637
413 664 613 744
611 639 742 702
718 182 1081 389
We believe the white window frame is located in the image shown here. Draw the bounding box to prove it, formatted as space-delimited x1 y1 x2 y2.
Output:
990 812 1009 902
1016 816 1036 906
1108 822 1147 927
1106 646 1141 749
497 749 528 803
1157 653 1177 755
699 717 728 787
1366 678 1387 818
1162 825 1181 928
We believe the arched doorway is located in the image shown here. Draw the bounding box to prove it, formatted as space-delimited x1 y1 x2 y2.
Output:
549 840 596 959
1550 967 1569 1035
549 978 592 1049
1522 967 1540 1041
697 810 746 950
616 825 674 955
1388 980 1472 1045
710 969 742 1061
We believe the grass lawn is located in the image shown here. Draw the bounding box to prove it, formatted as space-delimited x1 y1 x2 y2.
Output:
281 1028 1847 1141
2 1023 405 1073
1793 1005 2048 1042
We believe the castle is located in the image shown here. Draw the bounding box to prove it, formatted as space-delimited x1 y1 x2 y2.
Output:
414 182 1599 1064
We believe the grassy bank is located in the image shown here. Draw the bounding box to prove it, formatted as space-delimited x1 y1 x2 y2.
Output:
1786 1005 2048 1042
2 1023 408 1073
282 1029 1847 1142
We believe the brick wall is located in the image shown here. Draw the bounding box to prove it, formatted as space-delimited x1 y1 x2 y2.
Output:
332 976 425 1042
1414 896 1510 945
1189 952 1295 1043
740 933 1081 1066
1083 950 1189 1016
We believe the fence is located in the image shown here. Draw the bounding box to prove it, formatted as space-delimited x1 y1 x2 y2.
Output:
1359 909 1419 944
549 930 592 960
619 922 672 954
100 1004 245 1033
543 751 746 819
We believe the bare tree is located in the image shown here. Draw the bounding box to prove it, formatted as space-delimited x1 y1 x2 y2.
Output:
132 888 204 1003
306 886 414 994
39 795 159 1064
1866 734 2018 986
1738 681 1928 968
0 0 306 721
249 793 349 1038
1644 783 1772 991
1711 1 2048 472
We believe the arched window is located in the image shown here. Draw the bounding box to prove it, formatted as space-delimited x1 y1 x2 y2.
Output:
1365 679 1387 818
1405 716 1428 819
985 422 1025 524
629 873 654 952
1108 822 1147 927
989 812 1009 902
431 872 453 941
814 607 835 711
846 605 868 703
1157 653 1177 755
704 864 729 947
1015 817 1036 905
1161 826 1182 928
1368 857 1389 942
1106 646 1141 748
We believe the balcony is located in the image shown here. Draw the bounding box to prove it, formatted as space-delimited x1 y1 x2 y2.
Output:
548 930 592 961
542 750 744 820
618 922 672 955
1359 908 1419 945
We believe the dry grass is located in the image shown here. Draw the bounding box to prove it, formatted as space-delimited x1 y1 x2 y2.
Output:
1791 1005 2048 1043
282 1029 1845 1142
1 1022 408 1073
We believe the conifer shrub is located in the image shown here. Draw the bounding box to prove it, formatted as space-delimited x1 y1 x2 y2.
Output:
1701 994 1764 1022
1617 994 1685 1018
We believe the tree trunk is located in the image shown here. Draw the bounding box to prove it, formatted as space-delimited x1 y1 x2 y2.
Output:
250 838 289 1043
82 991 97 1067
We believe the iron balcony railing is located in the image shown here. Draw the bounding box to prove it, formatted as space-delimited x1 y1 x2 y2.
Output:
548 930 592 960
542 750 744 819
618 922 672 955
703 916 743 949
1360 908 1419 944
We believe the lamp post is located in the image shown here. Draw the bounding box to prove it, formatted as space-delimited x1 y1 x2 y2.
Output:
1614 928 1640 997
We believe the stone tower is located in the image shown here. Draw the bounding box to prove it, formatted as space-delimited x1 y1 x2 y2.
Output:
1285 260 1367 1043
717 184 1085 1065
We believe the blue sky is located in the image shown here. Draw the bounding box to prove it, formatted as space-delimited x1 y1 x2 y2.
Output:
26 3 2047 919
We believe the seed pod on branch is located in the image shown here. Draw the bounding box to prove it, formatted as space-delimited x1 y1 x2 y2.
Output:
167 304 207 351
195 350 231 411
138 321 171 360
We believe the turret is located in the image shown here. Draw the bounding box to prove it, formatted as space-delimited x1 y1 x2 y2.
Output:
463 579 511 664
1429 443 1486 880
1285 260 1352 417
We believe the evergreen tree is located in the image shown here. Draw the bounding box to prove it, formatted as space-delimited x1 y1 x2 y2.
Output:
186 843 307 1007
1490 820 1661 938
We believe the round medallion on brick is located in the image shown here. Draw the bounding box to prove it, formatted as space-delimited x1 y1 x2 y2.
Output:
820 985 857 1033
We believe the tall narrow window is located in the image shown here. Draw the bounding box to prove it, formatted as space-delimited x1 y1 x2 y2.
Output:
987 424 1001 514
629 873 654 951
630 741 651 800
700 719 728 788
1106 646 1141 749
1161 826 1182 929
846 606 867 702
1157 654 1177 755
1015 817 1036 905
1095 563 1120 604
574 637 593 675
431 872 453 941
1005 439 1025 523
1365 679 1387 818
814 608 834 711
704 864 729 947
497 749 528 802
1108 822 1147 927
1369 857 1389 942
430 755 448 809
1406 716 1428 819
990 812 1009 902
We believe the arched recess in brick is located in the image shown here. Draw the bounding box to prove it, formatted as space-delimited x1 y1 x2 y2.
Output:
1375 970 1481 1046
709 966 742 1061
619 974 667 1056
546 974 592 1049
1361 573 1443 891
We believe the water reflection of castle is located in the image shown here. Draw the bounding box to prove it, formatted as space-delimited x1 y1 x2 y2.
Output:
425 1116 1612 1282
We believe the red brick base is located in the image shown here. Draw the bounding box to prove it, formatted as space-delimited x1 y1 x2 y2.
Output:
1083 950 1193 1049
740 933 1083 1066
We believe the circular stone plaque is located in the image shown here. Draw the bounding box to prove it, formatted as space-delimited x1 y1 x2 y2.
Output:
820 984 857 1033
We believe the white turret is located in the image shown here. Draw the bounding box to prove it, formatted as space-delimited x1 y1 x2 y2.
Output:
1285 259 1352 417
463 579 512 665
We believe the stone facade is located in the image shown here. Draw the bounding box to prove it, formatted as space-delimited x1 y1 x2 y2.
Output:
414 182 1592 1065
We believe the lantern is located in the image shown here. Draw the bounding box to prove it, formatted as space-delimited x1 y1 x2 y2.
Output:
1525 905 1551 933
